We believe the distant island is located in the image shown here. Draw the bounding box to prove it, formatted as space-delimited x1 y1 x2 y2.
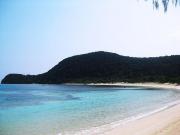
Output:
1 51 180 84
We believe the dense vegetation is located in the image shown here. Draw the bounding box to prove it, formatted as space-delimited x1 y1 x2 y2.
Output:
145 0 180 12
146 0 180 12
2 51 180 84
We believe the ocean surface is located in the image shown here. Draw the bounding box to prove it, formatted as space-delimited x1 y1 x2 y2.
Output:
0 84 180 135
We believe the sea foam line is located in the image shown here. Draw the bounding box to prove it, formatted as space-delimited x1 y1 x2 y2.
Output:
59 99 180 135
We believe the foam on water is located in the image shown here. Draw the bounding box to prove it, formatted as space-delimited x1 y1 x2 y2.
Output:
65 99 180 135
0 84 180 135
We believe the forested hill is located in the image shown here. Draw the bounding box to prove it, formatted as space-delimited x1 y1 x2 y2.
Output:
2 51 180 84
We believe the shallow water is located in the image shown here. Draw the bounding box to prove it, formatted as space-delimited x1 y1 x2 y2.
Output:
0 84 180 135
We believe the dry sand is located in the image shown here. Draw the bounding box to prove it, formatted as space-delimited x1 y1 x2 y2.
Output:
67 82 180 135
86 82 180 135
103 103 180 135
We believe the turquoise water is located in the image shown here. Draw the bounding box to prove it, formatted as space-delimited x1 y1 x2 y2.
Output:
0 84 180 135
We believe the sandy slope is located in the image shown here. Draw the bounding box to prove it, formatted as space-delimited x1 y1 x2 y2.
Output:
85 83 180 135
103 104 180 135
67 82 180 135
97 83 180 135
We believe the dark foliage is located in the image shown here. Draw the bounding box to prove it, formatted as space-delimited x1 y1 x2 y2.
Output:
2 51 180 84
147 0 180 12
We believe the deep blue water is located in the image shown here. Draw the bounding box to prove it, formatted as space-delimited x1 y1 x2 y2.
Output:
0 84 180 135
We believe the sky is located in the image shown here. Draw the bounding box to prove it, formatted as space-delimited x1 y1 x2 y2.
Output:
1 0 180 81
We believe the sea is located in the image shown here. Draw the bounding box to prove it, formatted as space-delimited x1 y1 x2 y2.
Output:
0 84 180 135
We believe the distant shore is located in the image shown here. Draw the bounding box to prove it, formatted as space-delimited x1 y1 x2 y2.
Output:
66 82 180 135
67 82 180 90
88 82 180 90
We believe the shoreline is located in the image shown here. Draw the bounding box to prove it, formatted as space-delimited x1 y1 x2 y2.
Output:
93 83 180 135
67 82 180 90
66 82 180 135
103 102 180 135
69 99 180 135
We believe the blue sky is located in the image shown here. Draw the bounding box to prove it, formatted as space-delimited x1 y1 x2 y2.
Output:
1 0 180 81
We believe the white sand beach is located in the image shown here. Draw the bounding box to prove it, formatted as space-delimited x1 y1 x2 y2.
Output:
91 83 180 135
88 82 180 90
69 82 180 135
103 102 180 135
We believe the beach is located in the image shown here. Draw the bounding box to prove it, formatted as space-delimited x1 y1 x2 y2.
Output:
86 83 180 135
88 82 180 90
103 102 180 135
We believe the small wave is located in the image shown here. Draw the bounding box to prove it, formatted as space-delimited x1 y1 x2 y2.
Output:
60 99 180 135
